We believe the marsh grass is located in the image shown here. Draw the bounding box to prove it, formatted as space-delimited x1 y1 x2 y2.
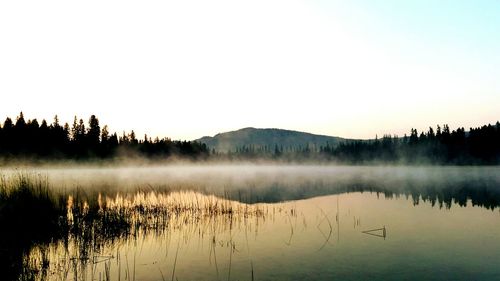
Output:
0 173 64 281
0 172 270 280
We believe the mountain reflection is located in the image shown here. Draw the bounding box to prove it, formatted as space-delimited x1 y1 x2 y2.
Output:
1 166 500 280
226 176 500 210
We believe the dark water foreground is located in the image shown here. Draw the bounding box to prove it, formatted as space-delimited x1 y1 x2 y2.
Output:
1 166 499 281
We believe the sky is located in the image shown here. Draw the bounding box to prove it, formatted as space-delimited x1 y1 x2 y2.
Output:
1 0 499 140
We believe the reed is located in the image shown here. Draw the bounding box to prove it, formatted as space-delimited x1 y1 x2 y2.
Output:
0 172 270 281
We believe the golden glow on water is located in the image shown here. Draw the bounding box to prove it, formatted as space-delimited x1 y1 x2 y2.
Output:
3 166 499 280
66 195 73 225
26 191 500 281
103 191 265 217
27 191 278 281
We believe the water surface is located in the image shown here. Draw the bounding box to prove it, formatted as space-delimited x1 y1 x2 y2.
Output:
1 165 499 280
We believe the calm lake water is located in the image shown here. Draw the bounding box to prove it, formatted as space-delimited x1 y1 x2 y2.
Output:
2 165 500 280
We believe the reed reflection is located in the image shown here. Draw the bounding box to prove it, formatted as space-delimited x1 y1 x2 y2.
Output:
1 168 500 281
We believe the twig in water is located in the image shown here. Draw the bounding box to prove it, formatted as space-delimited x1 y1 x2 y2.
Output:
171 238 180 281
251 261 254 281
362 226 387 239
317 207 333 251
159 268 166 281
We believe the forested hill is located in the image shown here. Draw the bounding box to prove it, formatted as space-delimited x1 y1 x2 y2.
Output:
1 112 498 164
199 123 500 164
196 127 348 152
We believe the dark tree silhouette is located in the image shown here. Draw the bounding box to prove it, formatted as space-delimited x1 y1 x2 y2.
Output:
318 123 500 165
222 122 500 164
0 113 208 161
87 115 100 149
0 112 497 164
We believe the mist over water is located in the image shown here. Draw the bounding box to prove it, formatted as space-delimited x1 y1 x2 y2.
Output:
1 164 500 280
5 164 499 207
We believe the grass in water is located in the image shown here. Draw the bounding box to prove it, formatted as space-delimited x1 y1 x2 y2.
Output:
0 172 269 281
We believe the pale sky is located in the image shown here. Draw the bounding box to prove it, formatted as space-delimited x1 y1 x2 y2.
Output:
1 0 499 140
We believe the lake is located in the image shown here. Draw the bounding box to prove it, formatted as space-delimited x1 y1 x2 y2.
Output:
1 165 499 280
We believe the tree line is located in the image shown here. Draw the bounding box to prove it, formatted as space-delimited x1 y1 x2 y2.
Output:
0 112 209 160
323 122 500 164
222 122 500 164
1 113 498 164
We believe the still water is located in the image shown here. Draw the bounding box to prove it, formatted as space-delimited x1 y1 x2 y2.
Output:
2 165 500 280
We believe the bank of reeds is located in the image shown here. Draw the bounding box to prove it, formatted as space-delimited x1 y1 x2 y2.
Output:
0 173 64 281
0 172 269 281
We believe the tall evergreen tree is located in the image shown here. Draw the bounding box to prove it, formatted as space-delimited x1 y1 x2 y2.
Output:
87 115 100 151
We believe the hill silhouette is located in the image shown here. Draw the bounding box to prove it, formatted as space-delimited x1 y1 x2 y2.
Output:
197 127 348 152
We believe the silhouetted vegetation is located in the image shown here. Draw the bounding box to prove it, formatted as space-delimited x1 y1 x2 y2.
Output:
222 123 500 164
0 112 208 161
198 127 343 152
322 123 500 164
228 174 500 210
1 112 498 164
0 173 268 280
0 174 63 280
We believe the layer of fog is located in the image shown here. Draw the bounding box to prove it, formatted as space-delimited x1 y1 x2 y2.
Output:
2 164 499 207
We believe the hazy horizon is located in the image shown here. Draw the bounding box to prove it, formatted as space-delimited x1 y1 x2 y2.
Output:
1 1 499 141
1 112 499 142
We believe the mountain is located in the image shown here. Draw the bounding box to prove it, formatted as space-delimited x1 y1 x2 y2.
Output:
196 127 348 152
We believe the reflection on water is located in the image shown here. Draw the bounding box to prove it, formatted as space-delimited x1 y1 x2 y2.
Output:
1 166 499 280
24 192 500 281
26 191 272 281
9 165 499 208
